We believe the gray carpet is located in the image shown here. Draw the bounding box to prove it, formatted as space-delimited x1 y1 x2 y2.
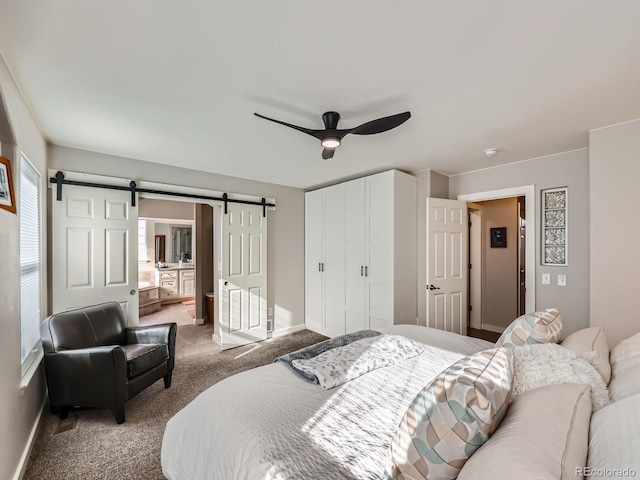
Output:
23 324 327 480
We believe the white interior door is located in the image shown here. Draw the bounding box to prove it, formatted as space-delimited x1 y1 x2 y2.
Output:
365 172 394 331
219 203 267 350
322 183 346 338
304 190 323 334
426 198 468 335
344 179 366 334
52 184 139 325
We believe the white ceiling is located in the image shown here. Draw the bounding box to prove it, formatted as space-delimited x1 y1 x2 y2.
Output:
1 1 639 189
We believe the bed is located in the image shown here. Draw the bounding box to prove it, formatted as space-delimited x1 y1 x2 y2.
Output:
161 325 493 480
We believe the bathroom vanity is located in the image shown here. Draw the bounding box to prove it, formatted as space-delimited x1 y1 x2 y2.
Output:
156 265 195 304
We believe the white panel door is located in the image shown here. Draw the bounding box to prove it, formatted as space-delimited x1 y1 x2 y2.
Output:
426 198 468 335
366 172 394 331
220 203 267 350
322 183 346 338
52 184 139 325
304 190 323 334
344 179 366 334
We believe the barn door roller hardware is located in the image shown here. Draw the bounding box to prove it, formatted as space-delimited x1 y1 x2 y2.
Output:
50 171 275 217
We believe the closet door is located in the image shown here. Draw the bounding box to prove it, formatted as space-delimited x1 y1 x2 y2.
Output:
322 183 347 337
365 172 395 331
344 179 366 333
304 189 323 334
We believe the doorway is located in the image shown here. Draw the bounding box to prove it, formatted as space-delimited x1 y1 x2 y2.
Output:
137 198 197 325
458 185 535 341
466 197 526 340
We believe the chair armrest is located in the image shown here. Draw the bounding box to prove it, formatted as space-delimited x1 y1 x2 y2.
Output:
125 323 177 346
43 346 128 406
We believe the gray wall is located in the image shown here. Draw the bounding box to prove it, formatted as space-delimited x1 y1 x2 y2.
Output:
139 197 194 220
449 148 590 337
48 145 306 334
590 119 640 347
0 53 48 480
481 198 519 330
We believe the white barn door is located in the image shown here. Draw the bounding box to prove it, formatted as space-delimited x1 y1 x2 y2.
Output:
426 198 468 335
219 203 267 350
52 184 139 325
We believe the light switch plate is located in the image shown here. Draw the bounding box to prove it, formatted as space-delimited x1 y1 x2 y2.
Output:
557 274 567 287
268 307 273 317
542 273 551 285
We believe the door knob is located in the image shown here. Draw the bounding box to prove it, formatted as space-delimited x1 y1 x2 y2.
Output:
224 281 228 286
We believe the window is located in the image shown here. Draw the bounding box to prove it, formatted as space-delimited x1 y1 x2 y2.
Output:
20 153 42 378
138 218 147 261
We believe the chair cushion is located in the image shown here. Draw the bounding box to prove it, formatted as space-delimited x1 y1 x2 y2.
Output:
387 348 513 480
495 308 562 347
42 302 127 351
123 344 169 377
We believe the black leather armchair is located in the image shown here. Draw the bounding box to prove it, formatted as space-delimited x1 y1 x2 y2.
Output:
40 302 177 424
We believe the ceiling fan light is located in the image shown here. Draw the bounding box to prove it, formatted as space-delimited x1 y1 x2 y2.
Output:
321 137 340 148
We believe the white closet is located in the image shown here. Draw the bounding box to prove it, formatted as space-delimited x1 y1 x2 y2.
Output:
305 170 417 337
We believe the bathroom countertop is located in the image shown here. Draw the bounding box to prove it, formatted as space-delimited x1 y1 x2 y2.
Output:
156 265 194 271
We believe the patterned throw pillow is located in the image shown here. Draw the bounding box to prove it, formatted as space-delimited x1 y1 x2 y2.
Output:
386 348 514 480
495 308 562 348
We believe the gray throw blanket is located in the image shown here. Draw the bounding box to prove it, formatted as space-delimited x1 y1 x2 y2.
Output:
274 330 381 383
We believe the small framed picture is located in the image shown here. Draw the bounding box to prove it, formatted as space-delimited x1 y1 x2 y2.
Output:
490 227 507 248
0 156 16 214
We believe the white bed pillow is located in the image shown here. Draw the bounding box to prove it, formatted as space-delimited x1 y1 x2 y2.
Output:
588 392 640 478
608 331 640 402
457 383 592 480
561 326 611 384
511 343 610 411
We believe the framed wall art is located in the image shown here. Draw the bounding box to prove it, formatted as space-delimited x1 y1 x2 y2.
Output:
490 227 507 248
0 156 16 214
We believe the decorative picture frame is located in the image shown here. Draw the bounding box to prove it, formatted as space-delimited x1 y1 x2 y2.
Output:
490 227 507 248
0 156 16 214
542 187 568 266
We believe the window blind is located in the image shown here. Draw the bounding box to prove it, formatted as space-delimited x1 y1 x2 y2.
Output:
20 154 42 373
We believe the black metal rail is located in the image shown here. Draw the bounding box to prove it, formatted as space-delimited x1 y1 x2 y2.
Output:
50 171 274 216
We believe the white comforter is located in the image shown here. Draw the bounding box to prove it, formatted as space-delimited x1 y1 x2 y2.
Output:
161 325 492 480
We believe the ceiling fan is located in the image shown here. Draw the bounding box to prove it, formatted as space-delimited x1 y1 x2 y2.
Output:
253 110 411 159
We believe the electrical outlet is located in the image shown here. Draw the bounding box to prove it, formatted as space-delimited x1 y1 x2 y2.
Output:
268 307 273 317
557 274 567 287
541 273 551 285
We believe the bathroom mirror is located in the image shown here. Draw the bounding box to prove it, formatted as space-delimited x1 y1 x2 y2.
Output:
171 226 193 263
155 235 166 263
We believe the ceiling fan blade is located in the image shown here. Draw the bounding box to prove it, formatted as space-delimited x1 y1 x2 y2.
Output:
254 113 323 140
349 111 411 136
322 148 335 160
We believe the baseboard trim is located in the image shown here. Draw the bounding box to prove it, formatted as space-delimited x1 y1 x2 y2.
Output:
272 324 306 338
194 317 205 325
13 394 46 480
481 323 505 334
212 333 221 346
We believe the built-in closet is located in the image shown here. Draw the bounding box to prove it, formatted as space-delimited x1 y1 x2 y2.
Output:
305 169 417 337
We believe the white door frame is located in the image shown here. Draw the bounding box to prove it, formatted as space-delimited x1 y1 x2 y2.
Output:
457 185 535 314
